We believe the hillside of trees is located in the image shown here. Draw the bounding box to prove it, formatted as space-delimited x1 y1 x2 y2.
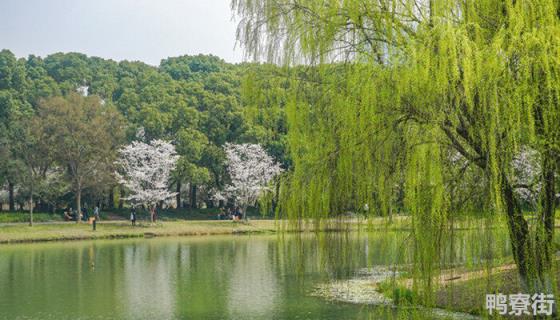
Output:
0 49 289 214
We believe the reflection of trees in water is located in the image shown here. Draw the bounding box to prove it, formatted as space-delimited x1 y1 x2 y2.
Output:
123 242 177 319
227 238 279 318
174 240 235 318
280 231 408 280
0 230 517 319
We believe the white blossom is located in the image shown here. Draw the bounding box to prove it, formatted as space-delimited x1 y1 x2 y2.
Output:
0 188 7 203
223 143 282 213
210 188 227 206
511 147 541 205
76 85 89 97
135 127 146 141
116 139 179 207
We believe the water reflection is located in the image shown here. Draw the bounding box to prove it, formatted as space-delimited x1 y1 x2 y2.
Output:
122 243 177 319
227 240 279 318
0 229 512 319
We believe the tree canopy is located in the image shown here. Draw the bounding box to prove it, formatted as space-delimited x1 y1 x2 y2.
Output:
0 50 290 216
233 0 560 299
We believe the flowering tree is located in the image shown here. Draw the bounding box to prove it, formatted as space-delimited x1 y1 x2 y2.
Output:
511 147 542 206
116 139 179 222
223 143 282 219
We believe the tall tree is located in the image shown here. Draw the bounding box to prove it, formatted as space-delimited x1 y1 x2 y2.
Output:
174 128 210 209
116 139 179 222
223 143 282 219
9 114 54 225
39 93 123 223
233 0 560 296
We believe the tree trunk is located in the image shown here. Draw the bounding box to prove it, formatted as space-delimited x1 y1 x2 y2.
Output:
76 189 82 224
8 181 15 212
502 175 532 290
176 181 182 209
107 187 114 209
502 167 556 293
150 206 155 223
190 185 197 209
533 151 556 294
29 187 34 227
118 187 124 209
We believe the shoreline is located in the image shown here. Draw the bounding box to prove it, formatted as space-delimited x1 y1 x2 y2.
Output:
0 216 413 245
0 220 281 245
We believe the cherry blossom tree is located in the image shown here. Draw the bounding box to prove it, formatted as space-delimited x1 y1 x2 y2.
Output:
116 139 179 222
223 143 282 219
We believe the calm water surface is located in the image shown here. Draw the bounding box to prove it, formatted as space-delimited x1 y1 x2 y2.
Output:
0 230 509 319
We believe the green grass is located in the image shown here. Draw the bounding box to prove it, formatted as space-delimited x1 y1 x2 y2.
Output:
0 216 399 244
106 207 266 221
0 212 63 223
0 207 266 224
0 220 280 244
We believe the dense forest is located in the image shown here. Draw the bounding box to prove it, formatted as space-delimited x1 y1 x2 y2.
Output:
0 50 289 213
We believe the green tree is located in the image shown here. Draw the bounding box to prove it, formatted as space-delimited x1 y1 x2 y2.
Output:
174 128 211 208
234 0 560 296
38 93 124 222
0 50 33 211
9 114 54 225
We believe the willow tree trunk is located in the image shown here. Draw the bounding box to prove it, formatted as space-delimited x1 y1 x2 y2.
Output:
534 151 556 294
502 176 532 290
503 161 556 293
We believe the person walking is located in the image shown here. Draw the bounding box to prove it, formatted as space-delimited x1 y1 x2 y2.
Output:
130 207 136 226
94 206 100 220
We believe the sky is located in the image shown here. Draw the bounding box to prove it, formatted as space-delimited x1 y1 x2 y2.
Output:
0 0 244 65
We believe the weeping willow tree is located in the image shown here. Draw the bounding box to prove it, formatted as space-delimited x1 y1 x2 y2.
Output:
233 0 560 298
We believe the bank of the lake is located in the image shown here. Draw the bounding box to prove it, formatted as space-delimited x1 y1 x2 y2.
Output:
0 220 280 244
0 216 414 244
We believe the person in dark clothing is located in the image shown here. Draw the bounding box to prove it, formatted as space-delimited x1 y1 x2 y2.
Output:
82 207 88 221
233 207 242 221
130 207 136 226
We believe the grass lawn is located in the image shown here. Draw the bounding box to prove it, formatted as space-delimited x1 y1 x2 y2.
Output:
0 215 413 244
0 220 280 244
434 262 560 317
0 212 63 223
377 259 560 317
0 207 268 224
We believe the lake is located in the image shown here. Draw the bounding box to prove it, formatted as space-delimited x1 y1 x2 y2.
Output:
0 229 509 319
